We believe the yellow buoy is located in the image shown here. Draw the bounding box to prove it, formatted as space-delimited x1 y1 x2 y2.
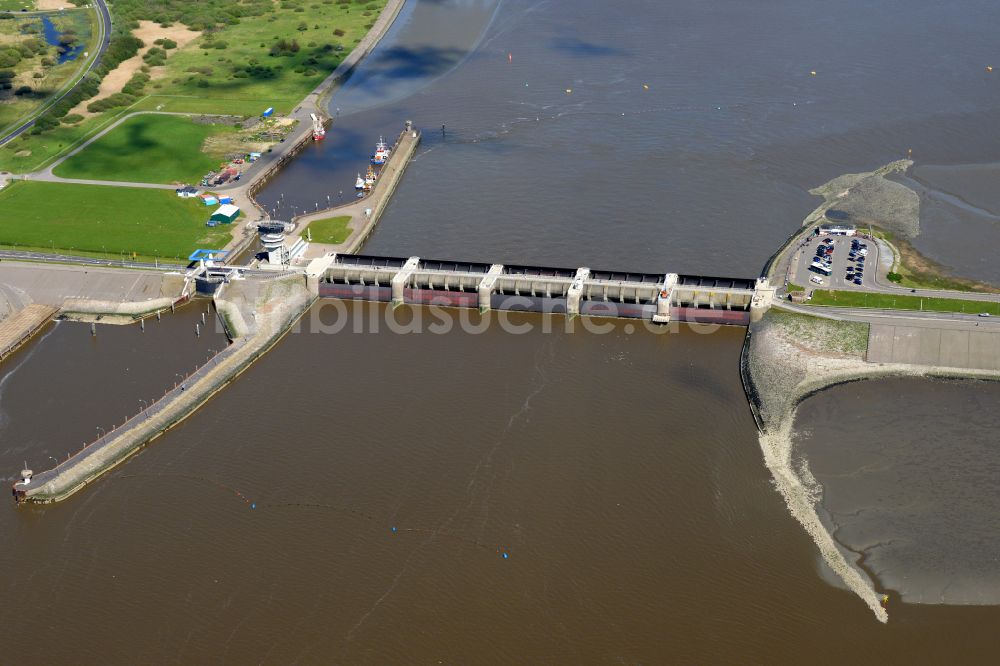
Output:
565 88 572 94
987 65 994 72
643 83 649 90
810 70 817 76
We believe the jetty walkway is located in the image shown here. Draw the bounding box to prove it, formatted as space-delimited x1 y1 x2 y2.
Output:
295 125 421 255
13 275 314 504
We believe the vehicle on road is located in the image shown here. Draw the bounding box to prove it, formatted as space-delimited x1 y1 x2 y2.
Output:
810 262 832 276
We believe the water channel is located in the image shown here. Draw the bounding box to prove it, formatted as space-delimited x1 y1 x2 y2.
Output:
4 0 1000 661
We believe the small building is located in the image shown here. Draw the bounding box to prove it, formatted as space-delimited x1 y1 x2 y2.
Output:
262 107 274 118
201 193 219 206
817 223 856 236
188 249 228 267
210 204 240 224
175 185 199 198
219 195 232 205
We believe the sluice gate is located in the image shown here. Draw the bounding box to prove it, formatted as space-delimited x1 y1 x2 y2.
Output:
313 254 775 325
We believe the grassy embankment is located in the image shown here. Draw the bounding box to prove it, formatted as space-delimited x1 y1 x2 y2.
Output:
305 214 350 244
766 310 869 356
53 113 237 183
875 228 1000 293
0 180 233 260
0 9 96 134
0 0 385 172
808 289 1000 315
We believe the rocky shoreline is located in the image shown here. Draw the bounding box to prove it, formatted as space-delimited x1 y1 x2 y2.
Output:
742 307 1000 621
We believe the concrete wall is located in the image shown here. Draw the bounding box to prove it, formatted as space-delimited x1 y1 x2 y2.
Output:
319 283 392 302
404 288 478 309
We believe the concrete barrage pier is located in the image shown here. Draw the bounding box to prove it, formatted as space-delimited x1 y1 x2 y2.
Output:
312 253 776 325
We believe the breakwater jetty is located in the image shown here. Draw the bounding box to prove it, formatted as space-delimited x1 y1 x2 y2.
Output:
13 275 314 504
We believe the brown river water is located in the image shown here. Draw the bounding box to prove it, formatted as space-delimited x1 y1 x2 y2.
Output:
4 0 1000 661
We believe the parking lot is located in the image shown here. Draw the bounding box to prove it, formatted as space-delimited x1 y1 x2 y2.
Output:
790 234 879 292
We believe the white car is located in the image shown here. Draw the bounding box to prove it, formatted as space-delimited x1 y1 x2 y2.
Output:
809 275 824 285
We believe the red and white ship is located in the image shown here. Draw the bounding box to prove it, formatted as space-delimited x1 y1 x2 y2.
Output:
310 113 326 140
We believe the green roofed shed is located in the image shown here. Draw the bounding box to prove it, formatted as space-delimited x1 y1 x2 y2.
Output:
210 203 241 224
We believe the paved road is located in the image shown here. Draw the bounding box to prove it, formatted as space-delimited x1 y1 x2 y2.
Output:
776 300 1000 330
0 0 112 147
0 249 185 271
24 173 178 189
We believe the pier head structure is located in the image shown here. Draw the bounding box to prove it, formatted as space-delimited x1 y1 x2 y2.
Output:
312 254 774 325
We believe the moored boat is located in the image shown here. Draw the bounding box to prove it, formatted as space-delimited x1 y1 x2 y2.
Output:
371 136 389 164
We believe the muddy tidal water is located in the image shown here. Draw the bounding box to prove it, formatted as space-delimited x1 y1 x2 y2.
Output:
5 0 1000 662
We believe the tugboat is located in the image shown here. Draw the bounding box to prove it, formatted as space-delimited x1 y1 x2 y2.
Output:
354 173 365 190
310 113 326 141
363 164 377 191
371 136 389 165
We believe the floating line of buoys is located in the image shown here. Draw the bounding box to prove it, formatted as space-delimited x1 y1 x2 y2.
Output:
115 473 508 556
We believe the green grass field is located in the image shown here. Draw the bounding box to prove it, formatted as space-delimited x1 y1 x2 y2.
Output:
0 112 117 172
0 0 35 12
131 95 267 117
0 180 233 259
148 0 386 114
808 289 1000 315
305 214 351 244
53 114 237 184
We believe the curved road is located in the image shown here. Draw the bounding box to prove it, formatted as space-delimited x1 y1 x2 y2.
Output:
0 0 111 147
